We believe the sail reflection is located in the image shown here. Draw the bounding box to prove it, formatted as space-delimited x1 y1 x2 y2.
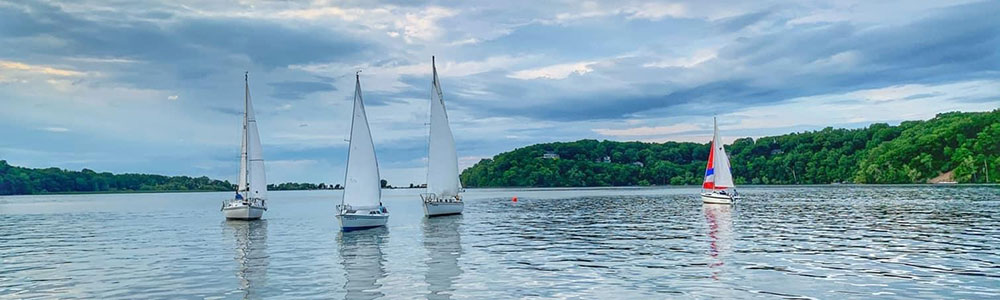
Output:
703 204 733 280
423 215 464 300
225 220 269 299
339 227 389 300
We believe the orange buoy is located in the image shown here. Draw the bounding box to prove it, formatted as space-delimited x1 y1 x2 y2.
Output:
512 196 518 202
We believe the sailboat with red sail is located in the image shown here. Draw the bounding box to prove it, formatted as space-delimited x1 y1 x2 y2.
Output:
701 117 738 204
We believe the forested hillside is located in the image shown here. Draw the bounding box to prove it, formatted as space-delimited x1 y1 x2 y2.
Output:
855 111 1000 183
3 111 996 194
460 110 1000 187
0 161 234 195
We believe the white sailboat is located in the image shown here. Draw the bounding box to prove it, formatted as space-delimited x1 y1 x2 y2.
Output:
223 72 268 219
337 72 389 231
421 57 465 217
701 117 738 205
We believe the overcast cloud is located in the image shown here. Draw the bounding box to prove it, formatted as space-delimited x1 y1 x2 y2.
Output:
1 0 997 185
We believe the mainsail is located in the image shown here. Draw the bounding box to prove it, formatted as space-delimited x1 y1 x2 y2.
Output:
426 57 462 198
240 73 268 200
703 117 734 189
342 74 382 209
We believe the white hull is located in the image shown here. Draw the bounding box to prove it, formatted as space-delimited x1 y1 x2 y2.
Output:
223 205 265 220
423 201 464 217
701 193 734 205
337 211 389 231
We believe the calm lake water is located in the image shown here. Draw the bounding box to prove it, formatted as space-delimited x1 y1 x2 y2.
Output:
1 186 998 299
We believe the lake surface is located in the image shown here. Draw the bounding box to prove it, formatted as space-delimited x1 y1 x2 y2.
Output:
1 186 998 299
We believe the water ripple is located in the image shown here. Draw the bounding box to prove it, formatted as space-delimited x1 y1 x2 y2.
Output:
1 186 998 299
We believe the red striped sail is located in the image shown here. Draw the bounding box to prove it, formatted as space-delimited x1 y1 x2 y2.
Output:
703 141 715 189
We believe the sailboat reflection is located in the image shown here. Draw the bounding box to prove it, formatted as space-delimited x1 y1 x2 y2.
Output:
703 204 733 280
423 215 464 300
339 227 389 300
225 220 269 299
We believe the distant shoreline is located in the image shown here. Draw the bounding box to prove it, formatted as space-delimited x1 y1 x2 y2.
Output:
0 186 432 196
3 183 993 197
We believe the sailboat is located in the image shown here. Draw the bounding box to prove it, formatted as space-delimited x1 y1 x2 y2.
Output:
701 117 738 205
336 72 389 231
421 56 464 217
222 72 268 219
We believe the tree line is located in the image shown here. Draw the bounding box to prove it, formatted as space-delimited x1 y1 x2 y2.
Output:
0 161 235 195
460 110 1000 187
0 159 411 195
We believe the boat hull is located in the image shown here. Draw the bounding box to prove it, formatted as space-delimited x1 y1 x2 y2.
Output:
701 193 734 205
337 212 389 231
423 201 464 217
223 205 265 220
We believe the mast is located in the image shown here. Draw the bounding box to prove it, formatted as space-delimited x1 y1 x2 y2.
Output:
236 72 250 194
713 117 718 179
425 57 433 189
244 72 251 193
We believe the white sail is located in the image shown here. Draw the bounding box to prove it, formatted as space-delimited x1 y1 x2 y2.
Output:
246 92 267 199
239 75 268 200
712 118 735 188
426 57 462 198
342 74 382 209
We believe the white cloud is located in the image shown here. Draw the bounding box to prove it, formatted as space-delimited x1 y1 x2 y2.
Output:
386 55 525 78
289 55 527 93
787 10 850 25
508 61 596 80
65 57 139 64
593 123 702 137
274 5 457 43
852 84 932 102
730 79 1000 130
626 2 687 20
167 95 179 100
0 60 83 76
643 49 718 68
41 127 70 133
447 38 480 46
549 2 688 23
396 6 458 43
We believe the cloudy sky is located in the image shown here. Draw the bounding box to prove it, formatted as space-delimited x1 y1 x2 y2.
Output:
1 0 998 185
